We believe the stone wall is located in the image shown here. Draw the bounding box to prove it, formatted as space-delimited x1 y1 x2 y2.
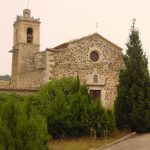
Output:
17 69 45 88
47 33 124 107
10 9 125 107
10 31 124 107
16 51 46 88
11 9 41 88
11 48 46 88
0 80 11 87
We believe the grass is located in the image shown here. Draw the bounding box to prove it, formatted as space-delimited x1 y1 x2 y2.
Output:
48 130 130 150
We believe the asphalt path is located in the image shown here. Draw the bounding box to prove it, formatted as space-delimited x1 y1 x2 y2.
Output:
103 133 150 150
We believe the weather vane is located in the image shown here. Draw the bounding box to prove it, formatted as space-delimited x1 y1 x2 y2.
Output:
27 0 30 9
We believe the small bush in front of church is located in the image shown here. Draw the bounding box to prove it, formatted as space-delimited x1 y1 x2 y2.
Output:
38 77 116 138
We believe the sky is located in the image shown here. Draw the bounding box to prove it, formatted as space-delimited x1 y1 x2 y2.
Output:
0 0 150 75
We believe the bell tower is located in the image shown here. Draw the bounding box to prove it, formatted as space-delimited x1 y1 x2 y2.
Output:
11 9 40 87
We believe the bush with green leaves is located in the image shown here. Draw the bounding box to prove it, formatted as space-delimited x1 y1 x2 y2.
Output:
84 100 115 138
38 77 116 138
0 76 116 141
0 94 48 150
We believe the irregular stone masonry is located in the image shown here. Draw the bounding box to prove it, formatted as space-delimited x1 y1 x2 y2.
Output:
0 80 11 87
10 33 124 107
46 33 124 107
5 9 125 108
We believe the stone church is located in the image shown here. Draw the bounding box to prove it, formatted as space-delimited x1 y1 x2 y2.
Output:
9 9 124 107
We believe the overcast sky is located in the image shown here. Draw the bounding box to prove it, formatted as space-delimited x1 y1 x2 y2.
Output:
0 0 150 75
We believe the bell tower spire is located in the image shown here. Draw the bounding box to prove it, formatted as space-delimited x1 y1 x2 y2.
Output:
23 9 31 18
11 9 41 87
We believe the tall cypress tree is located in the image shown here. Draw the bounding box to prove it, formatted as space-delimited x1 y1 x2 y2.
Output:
115 19 150 132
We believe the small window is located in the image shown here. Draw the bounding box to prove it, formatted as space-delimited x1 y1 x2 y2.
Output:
93 75 98 83
90 51 99 62
27 28 33 43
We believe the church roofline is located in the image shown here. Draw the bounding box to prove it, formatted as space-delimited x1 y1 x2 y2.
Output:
93 33 122 50
0 86 38 92
48 33 122 51
13 9 40 25
13 19 41 26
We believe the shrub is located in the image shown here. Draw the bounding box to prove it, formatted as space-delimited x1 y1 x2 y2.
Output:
39 77 116 138
0 97 48 150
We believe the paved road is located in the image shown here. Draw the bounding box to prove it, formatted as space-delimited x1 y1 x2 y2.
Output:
104 133 150 150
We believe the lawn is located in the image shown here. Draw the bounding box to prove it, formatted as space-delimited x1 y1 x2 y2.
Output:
48 130 130 150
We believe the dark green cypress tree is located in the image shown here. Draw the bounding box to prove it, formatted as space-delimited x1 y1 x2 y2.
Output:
115 19 150 132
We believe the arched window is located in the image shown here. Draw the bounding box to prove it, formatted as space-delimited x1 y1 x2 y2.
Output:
27 27 33 43
93 75 98 83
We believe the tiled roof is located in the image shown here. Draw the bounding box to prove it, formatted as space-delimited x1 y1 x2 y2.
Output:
54 42 69 49
0 86 38 92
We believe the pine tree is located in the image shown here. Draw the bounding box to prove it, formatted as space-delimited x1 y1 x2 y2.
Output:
115 19 150 132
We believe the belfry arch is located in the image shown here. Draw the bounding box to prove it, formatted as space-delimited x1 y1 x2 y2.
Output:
27 27 33 43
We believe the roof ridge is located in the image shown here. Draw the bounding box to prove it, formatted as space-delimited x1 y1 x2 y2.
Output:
53 32 122 50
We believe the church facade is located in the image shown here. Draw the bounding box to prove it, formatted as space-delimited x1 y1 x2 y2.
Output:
10 9 124 107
